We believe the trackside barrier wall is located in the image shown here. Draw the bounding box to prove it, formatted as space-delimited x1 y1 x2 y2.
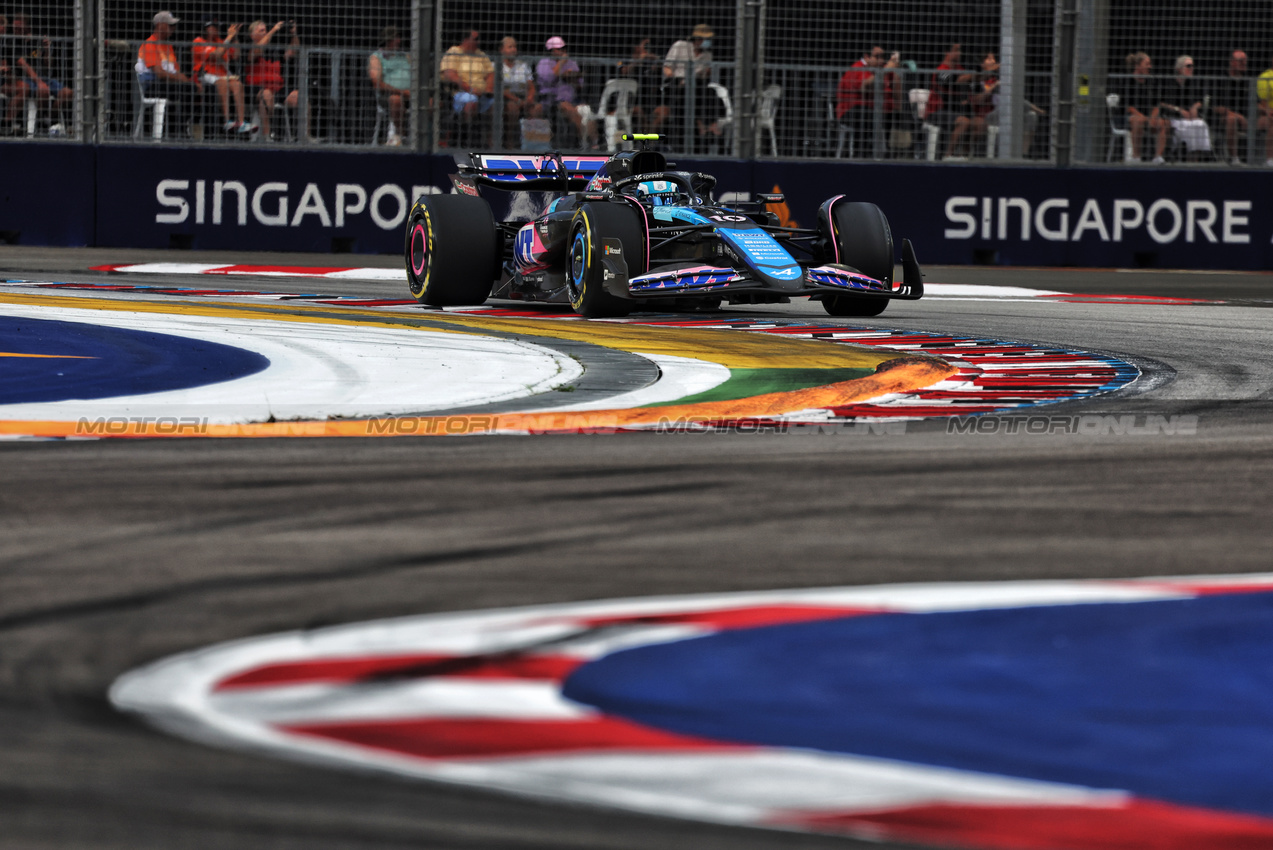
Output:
2 143 1271 269
0 145 95 247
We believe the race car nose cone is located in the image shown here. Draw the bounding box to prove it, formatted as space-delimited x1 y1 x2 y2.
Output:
759 263 807 291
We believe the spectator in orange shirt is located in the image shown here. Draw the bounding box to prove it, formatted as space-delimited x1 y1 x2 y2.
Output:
135 11 202 138
194 17 249 134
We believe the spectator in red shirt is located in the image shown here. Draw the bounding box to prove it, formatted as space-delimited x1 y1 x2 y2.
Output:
924 43 978 158
836 46 884 155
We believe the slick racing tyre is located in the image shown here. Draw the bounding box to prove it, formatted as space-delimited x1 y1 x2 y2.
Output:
822 201 892 318
405 194 498 306
567 203 645 318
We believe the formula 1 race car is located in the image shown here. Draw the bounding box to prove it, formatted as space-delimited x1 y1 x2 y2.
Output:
405 135 923 318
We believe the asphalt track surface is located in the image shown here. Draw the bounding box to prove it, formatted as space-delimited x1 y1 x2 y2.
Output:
3 246 1273 849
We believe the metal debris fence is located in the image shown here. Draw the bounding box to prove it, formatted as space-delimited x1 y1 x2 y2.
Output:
1 0 1272 167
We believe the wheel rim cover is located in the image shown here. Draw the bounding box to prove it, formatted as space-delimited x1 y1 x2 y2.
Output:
569 232 586 299
409 224 428 278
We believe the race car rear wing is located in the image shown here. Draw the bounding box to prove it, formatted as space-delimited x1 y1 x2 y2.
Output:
450 153 611 195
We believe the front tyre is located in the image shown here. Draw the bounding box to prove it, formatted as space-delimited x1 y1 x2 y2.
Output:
405 194 497 306
823 292 889 317
567 204 643 318
821 200 893 318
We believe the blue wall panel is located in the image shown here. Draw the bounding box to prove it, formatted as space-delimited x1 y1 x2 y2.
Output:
0 143 95 246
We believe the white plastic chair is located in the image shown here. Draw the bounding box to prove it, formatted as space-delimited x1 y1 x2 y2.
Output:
577 78 638 152
132 72 168 141
24 98 40 136
908 88 940 160
757 84 781 156
706 82 733 153
1106 93 1134 162
834 129 849 158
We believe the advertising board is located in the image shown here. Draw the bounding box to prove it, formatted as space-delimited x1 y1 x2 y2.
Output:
2 143 1271 269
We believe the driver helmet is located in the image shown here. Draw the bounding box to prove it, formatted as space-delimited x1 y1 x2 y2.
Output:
635 179 683 207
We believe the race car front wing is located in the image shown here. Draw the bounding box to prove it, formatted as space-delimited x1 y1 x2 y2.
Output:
619 238 925 301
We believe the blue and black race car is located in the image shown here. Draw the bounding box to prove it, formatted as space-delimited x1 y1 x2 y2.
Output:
405 135 923 318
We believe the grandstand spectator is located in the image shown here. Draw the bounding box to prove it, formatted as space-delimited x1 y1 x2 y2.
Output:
440 28 494 147
1159 55 1210 159
1259 58 1273 166
497 36 538 148
836 46 884 156
136 11 202 139
0 14 27 136
370 26 412 146
976 51 1045 158
619 37 668 135
663 23 724 151
925 43 975 158
1117 51 1168 163
1211 50 1251 164
11 12 72 134
193 18 249 135
245 20 300 141
537 36 586 148
963 51 999 156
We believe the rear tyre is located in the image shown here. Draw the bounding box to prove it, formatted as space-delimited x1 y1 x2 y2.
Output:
405 194 497 306
566 203 644 318
822 201 892 318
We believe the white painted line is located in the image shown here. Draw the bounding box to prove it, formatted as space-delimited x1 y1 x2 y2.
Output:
924 283 1066 297
106 263 235 275
480 750 1123 822
209 680 594 724
322 268 408 281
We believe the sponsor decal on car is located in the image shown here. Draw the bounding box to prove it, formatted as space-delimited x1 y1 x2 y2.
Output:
476 155 609 181
807 266 886 291
628 266 741 293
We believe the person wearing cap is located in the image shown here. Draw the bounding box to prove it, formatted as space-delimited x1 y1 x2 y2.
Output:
662 24 724 150
536 36 585 147
193 18 248 134
440 29 494 146
136 11 203 138
369 26 412 146
664 23 714 85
